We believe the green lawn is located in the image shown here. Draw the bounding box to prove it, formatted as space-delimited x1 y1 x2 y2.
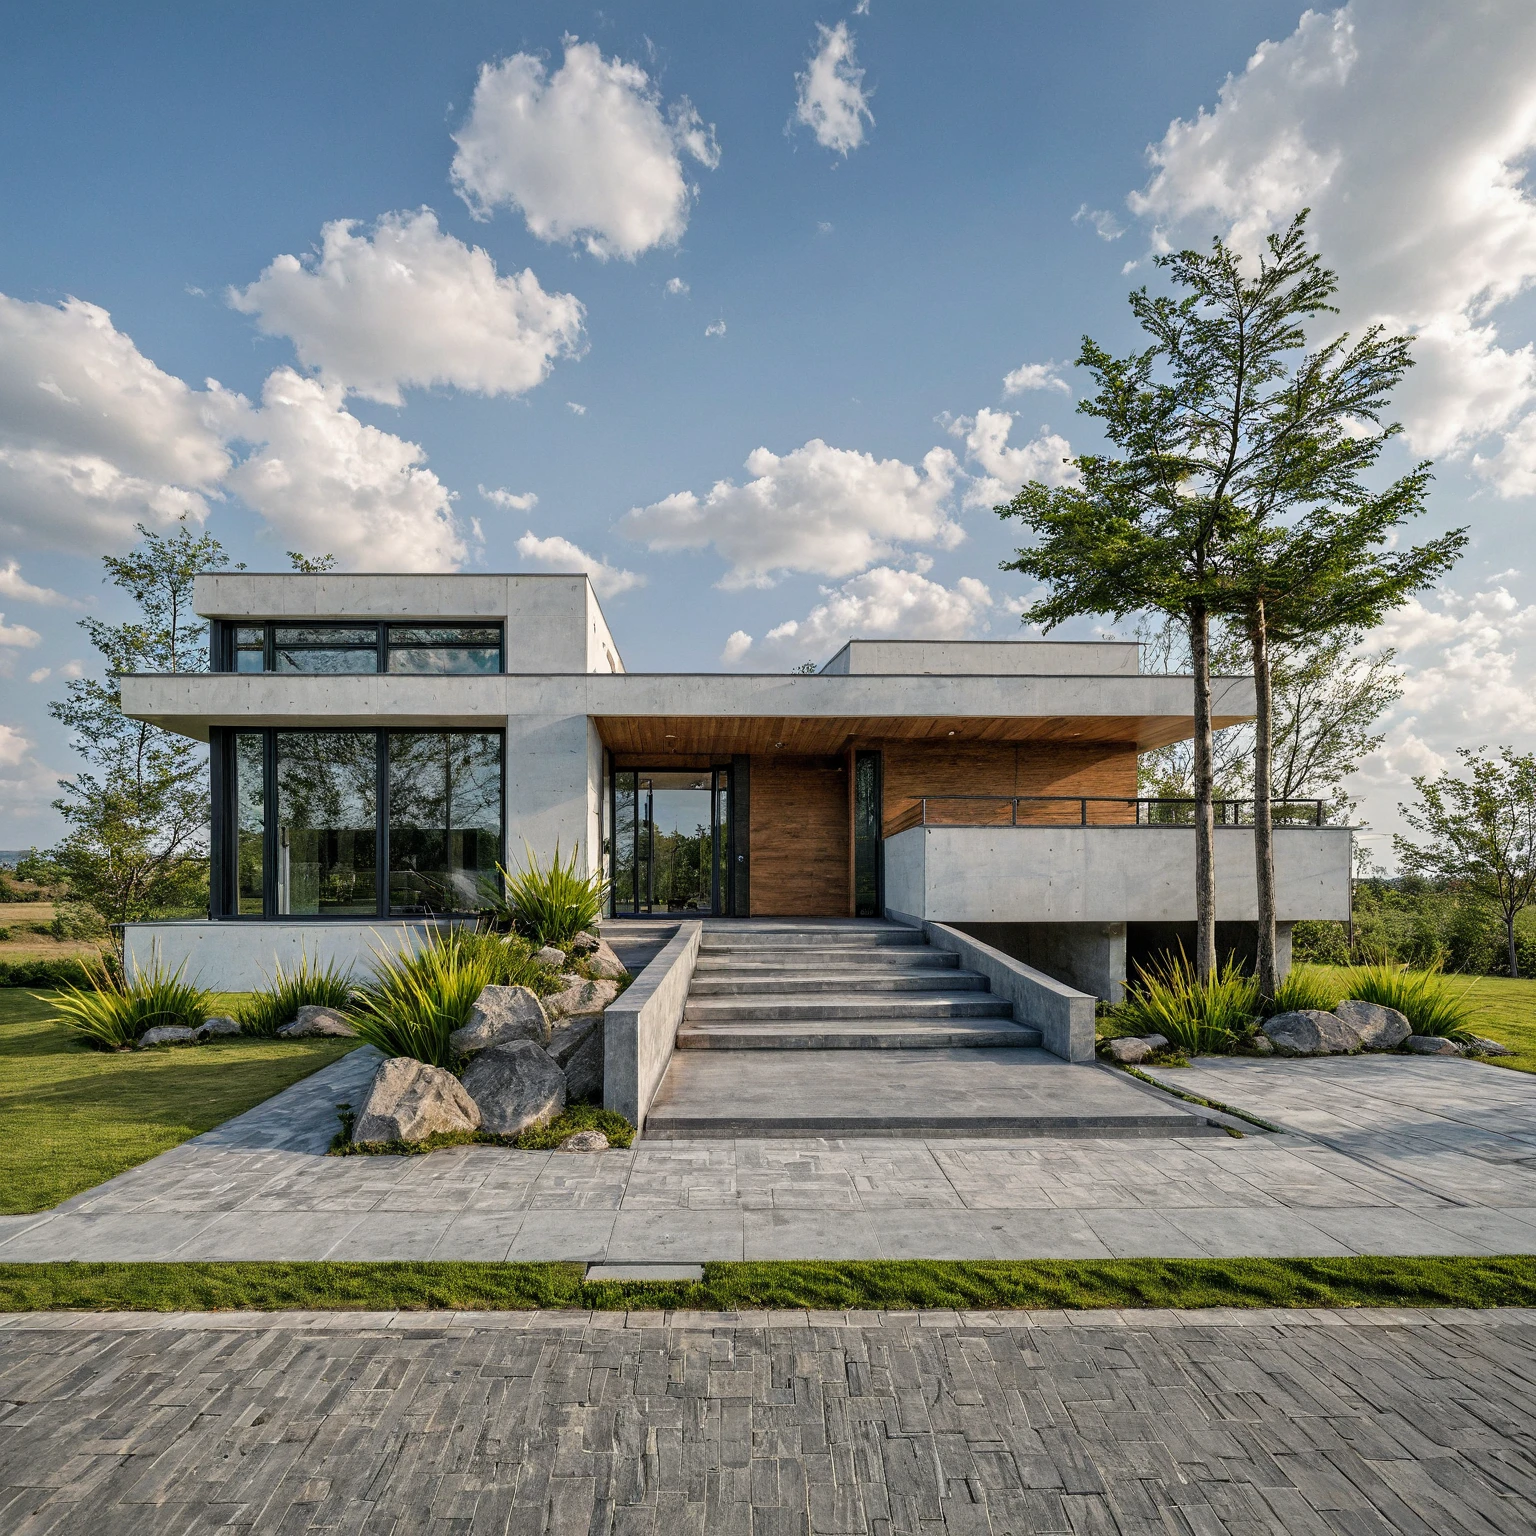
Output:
1307 964 1536 1074
0 990 359 1214
0 1255 1532 1313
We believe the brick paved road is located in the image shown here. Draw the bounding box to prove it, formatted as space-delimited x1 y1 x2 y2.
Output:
3 1310 1535 1533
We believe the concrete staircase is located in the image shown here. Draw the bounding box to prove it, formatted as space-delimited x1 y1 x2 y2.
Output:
643 922 1216 1139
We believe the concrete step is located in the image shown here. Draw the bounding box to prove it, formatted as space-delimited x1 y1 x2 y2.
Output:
681 991 1014 1023
688 970 989 997
694 948 957 970
676 1019 1043 1050
644 1050 1223 1140
699 928 924 949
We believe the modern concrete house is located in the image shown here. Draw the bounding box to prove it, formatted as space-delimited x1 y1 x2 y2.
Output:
119 571 1351 1027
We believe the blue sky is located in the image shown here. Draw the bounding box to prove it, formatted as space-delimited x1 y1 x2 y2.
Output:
2 0 1534 859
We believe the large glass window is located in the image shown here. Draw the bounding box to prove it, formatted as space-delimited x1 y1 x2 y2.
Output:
275 732 379 915
387 732 503 914
234 732 265 915
610 768 730 916
218 727 505 917
218 621 503 674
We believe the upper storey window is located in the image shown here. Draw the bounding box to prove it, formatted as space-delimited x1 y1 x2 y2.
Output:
219 621 504 674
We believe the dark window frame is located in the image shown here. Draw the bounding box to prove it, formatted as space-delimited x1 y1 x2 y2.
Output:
211 725 506 920
212 619 504 675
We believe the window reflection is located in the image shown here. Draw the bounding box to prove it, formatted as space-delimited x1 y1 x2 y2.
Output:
235 732 265 915
275 732 378 915
387 732 503 914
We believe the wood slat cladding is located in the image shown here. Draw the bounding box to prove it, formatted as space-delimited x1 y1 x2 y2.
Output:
748 754 849 916
595 714 1241 756
878 741 1137 836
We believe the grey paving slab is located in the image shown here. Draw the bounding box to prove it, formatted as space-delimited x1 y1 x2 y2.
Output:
3 1311 1533 1534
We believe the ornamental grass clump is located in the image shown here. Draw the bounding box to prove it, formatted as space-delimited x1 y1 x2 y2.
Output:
237 953 356 1038
1116 953 1260 1055
349 932 497 1069
48 952 214 1051
1264 964 1344 1018
492 842 607 947
1343 958 1477 1040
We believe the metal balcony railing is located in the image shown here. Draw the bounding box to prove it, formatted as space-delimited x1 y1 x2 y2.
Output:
883 795 1329 836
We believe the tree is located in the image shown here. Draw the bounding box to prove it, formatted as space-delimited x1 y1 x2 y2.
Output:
1396 747 1536 979
1001 216 1343 979
45 520 229 924
287 551 338 572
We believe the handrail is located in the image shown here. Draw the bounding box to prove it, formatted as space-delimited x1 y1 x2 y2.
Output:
886 794 1329 832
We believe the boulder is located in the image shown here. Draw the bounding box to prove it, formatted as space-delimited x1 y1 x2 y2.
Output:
1142 1033 1170 1053
584 939 628 981
138 1025 197 1048
1247 1034 1275 1055
197 1016 244 1040
1465 1035 1514 1057
558 1129 609 1152
568 930 599 956
1262 1009 1362 1057
543 975 621 1021
449 985 549 1056
278 1005 355 1039
461 1040 566 1136
534 945 567 969
353 1057 481 1144
548 1014 605 1102
1104 1037 1151 1064
1334 999 1412 1051
1404 1034 1463 1056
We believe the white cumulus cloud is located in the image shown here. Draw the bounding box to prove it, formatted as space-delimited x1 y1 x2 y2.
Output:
479 485 538 512
623 438 962 590
0 722 62 823
704 320 726 337
227 368 464 572
665 277 689 296
229 210 584 406
514 530 646 598
946 409 1076 509
1073 204 1124 241
0 294 241 551
725 567 998 667
794 22 874 155
451 39 719 259
1128 0 1536 489
1002 361 1071 397
0 560 74 607
0 615 42 648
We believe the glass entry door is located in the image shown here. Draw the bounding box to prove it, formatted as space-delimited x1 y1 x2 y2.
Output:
611 768 730 915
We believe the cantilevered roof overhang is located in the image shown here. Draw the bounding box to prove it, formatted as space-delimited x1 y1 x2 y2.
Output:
119 670 1256 750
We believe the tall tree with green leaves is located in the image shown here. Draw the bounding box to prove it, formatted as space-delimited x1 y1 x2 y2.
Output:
45 519 230 924
1002 215 1339 978
1396 748 1536 979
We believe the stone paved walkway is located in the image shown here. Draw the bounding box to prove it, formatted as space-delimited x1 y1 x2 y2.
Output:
2 1308 1535 1533
3 1049 1536 1262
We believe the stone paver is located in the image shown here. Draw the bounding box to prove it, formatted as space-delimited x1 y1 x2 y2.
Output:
2 1310 1535 1532
4 1048 1536 1262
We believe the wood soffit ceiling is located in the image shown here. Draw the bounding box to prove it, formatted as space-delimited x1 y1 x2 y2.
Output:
594 714 1241 755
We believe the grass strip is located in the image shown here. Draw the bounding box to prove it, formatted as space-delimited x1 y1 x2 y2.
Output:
1 1255 1533 1314
1117 1064 1285 1133
329 1104 636 1155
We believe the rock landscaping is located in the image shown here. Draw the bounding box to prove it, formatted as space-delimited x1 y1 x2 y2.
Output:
1104 1034 1168 1064
196 1016 244 1040
448 985 549 1055
544 975 621 1021
278 1005 356 1039
1332 1000 1412 1050
353 1057 481 1142
1262 1009 1362 1056
137 1025 198 1049
557 1128 609 1152
460 1039 567 1135
547 1014 605 1102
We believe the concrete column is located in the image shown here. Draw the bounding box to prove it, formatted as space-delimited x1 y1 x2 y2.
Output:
505 714 602 874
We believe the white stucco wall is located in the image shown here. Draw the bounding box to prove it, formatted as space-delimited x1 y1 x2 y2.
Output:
884 825 1351 924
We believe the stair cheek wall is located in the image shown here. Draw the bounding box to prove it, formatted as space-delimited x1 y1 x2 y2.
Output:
747 754 850 916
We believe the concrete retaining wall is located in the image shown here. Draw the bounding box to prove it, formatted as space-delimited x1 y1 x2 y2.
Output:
123 919 461 991
893 919 1097 1062
603 921 702 1132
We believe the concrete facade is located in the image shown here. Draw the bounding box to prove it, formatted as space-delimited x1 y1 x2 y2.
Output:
116 572 1352 1005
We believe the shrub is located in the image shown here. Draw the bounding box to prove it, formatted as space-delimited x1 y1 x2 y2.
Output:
1115 953 1260 1055
238 953 356 1038
1342 959 1477 1039
47 952 214 1050
349 932 498 1069
491 842 607 947
0 955 112 989
50 901 107 941
1291 919 1350 966
445 928 558 995
1265 964 1344 1017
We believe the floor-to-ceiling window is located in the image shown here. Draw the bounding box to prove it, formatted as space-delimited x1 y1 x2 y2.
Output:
610 769 730 916
215 728 504 918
